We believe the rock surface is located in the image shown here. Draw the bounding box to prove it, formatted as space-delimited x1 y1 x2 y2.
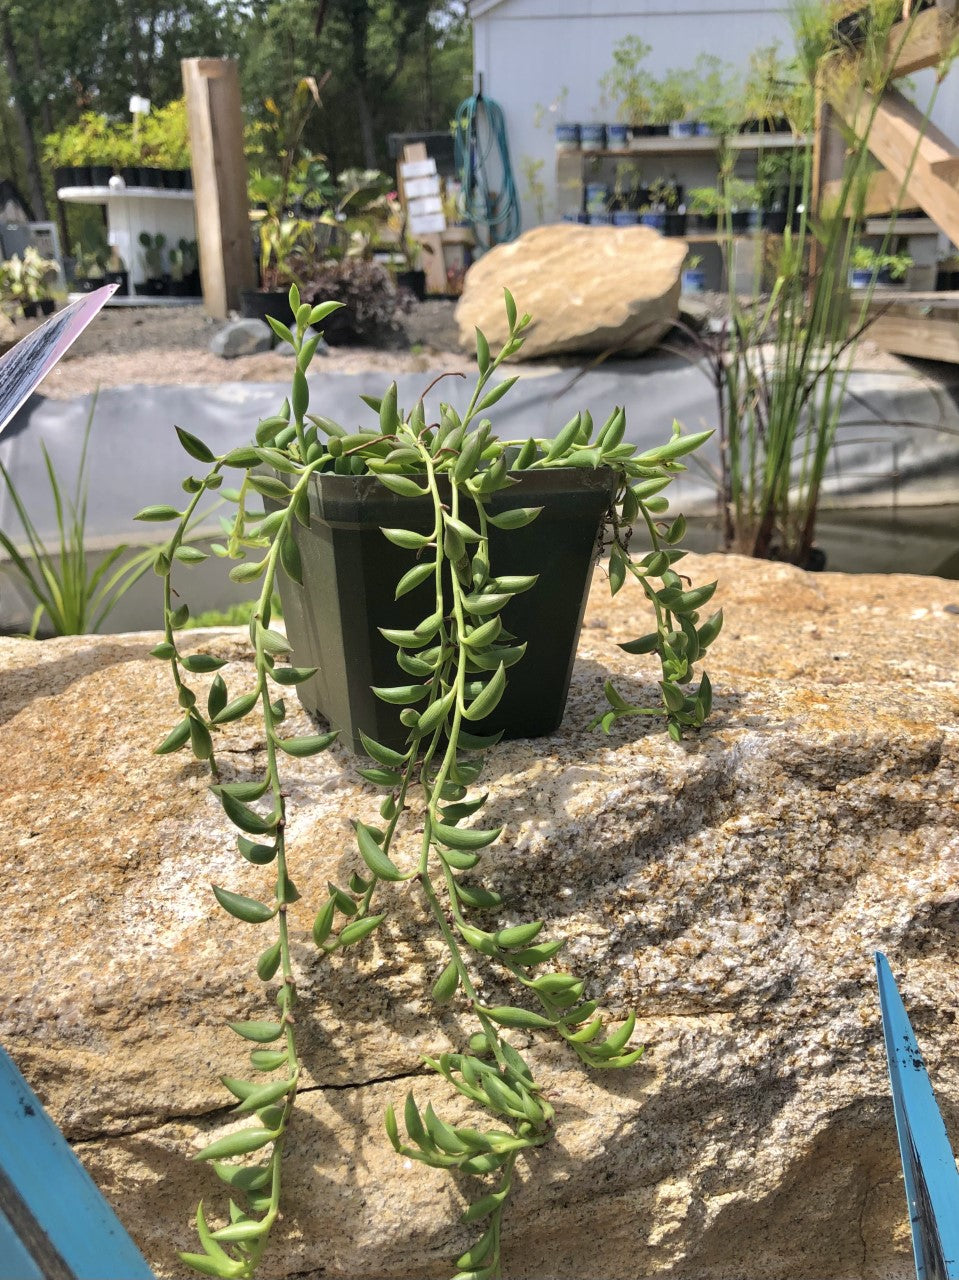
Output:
455 224 685 359
1 554 958 1280
209 317 273 358
0 309 17 355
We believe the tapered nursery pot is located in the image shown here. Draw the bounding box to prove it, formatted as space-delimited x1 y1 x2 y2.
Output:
273 467 614 754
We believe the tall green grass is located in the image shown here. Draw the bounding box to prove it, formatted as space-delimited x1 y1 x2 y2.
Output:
0 401 154 636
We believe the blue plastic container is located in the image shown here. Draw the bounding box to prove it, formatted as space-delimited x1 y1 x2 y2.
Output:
580 123 606 151
639 211 666 231
555 122 580 149
606 123 629 148
611 210 640 226
587 213 613 225
585 182 608 213
669 120 698 138
681 267 707 292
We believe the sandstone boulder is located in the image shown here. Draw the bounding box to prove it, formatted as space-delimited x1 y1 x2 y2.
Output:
1 555 958 1279
455 224 685 359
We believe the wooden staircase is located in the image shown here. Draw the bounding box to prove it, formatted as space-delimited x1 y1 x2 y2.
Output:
815 0 959 361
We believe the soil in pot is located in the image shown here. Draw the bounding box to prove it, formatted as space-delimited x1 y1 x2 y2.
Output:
271 467 615 753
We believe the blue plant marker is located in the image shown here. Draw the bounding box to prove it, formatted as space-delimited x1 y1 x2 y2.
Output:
875 952 959 1279
0 1046 154 1279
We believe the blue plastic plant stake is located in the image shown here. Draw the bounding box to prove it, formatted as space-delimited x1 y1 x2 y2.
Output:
0 1045 154 1279
876 952 959 1279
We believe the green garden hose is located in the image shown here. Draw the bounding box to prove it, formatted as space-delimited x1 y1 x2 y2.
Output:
453 91 521 252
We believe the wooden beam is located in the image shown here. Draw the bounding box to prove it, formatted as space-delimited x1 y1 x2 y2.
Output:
885 6 957 76
822 169 921 215
830 85 959 243
182 58 256 319
862 306 959 363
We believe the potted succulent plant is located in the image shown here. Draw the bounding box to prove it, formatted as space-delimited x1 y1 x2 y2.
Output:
136 232 168 296
141 286 721 1280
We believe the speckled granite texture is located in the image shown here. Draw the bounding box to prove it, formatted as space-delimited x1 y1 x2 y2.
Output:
1 553 957 1279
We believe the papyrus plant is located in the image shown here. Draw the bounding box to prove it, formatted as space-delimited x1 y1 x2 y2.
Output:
140 287 722 1280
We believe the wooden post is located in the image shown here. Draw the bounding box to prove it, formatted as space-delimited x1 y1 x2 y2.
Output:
181 58 255 319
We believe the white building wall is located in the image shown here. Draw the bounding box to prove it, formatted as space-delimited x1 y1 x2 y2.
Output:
470 0 959 239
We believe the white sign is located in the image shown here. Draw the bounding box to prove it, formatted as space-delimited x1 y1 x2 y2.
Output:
400 159 436 180
0 285 117 437
409 195 443 217
404 176 441 200
409 213 446 235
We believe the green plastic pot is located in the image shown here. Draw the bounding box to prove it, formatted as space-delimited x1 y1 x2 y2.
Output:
272 467 614 754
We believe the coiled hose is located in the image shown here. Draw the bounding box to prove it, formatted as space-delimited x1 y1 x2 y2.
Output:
453 92 521 253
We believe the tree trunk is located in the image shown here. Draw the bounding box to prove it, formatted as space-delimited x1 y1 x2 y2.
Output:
354 83 376 169
0 7 47 219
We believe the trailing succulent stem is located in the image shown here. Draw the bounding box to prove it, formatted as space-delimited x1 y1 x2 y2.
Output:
143 286 720 1280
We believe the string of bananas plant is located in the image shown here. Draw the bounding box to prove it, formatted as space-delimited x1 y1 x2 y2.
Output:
138 287 722 1280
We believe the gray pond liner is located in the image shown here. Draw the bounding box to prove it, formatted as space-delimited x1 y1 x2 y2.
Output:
2 353 959 633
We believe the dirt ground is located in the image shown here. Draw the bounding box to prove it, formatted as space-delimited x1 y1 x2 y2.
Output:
23 298 477 400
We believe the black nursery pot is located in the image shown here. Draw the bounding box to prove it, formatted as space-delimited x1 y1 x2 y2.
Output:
396 268 427 301
271 467 615 754
241 289 296 330
89 165 114 185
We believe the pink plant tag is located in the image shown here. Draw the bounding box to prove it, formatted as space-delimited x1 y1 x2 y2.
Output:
0 284 117 437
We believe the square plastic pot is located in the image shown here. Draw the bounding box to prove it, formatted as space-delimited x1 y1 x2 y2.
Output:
271 467 615 754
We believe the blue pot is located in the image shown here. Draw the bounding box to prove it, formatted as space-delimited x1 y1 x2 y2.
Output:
639 212 666 231
606 123 629 148
849 268 874 289
681 268 707 292
555 122 580 149
580 123 606 150
669 120 698 138
695 122 712 136
585 182 608 214
611 210 640 226
587 213 613 225
562 212 589 223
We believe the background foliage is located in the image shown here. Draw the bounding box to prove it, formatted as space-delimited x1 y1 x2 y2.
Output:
0 0 471 225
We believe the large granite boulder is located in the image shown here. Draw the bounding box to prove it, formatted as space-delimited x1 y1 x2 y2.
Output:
1 554 958 1279
455 224 685 359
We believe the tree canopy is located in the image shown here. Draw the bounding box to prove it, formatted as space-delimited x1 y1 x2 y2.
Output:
0 0 471 224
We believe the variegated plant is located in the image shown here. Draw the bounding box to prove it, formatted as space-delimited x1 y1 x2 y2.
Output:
139 287 722 1280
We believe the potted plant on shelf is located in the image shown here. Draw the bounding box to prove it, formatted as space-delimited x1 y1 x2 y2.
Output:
654 68 695 137
136 232 168 296
601 35 655 140
848 245 912 288
72 228 110 293
141 285 721 1280
1 247 58 317
168 239 200 297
